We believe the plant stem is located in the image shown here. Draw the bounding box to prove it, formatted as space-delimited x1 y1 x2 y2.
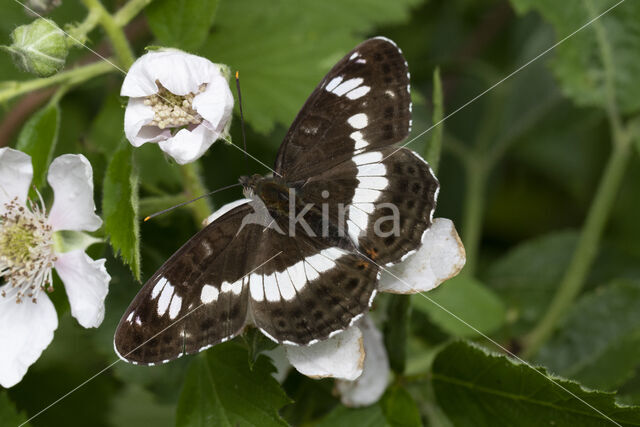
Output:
180 161 213 226
523 135 630 357
424 68 443 174
460 160 487 275
114 0 154 27
0 61 114 103
81 0 135 70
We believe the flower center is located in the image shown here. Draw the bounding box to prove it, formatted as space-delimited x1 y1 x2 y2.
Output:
0 196 56 304
145 81 206 130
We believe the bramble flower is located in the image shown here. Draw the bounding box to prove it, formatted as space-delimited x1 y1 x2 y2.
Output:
121 49 234 165
0 148 110 388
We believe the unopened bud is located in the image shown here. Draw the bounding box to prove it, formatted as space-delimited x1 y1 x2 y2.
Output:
9 18 68 77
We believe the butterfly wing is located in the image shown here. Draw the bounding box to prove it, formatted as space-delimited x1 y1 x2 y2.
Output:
114 200 380 364
247 221 379 345
300 147 439 266
114 203 256 365
275 37 411 181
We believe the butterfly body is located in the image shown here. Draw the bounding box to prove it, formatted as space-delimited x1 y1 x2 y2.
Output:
115 37 439 365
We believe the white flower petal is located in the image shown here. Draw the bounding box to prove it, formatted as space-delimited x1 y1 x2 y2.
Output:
193 73 234 132
158 124 217 165
379 218 466 294
284 326 365 381
336 316 389 407
124 98 171 147
121 49 220 97
47 154 102 232
203 199 251 226
0 148 33 215
54 250 110 328
0 292 57 388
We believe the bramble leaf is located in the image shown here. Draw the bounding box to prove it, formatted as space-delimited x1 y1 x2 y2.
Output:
432 341 640 426
102 144 141 280
146 0 220 52
176 342 291 427
537 280 640 390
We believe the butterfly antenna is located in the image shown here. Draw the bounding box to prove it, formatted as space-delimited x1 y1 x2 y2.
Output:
143 183 242 222
235 71 249 175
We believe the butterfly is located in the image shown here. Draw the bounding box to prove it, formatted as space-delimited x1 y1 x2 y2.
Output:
114 37 439 365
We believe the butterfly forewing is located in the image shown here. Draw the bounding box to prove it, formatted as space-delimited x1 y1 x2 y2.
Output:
275 37 411 181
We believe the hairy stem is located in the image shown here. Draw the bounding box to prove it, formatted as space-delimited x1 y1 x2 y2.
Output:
180 162 213 226
0 61 114 103
461 160 487 275
114 0 155 27
81 0 135 70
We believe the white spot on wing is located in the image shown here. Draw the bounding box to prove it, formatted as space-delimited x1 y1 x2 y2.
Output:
264 273 280 302
275 270 296 301
331 78 364 96
249 273 264 302
353 188 382 203
346 85 370 100
356 58 366 64
357 163 386 176
151 277 167 300
157 282 174 316
200 284 219 304
350 131 369 150
288 262 307 293
353 151 382 165
126 311 134 323
347 113 368 129
325 76 343 92
221 279 243 295
169 294 182 320
358 176 388 190
349 52 359 60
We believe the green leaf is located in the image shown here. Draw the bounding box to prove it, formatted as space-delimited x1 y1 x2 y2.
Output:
381 385 422 427
15 103 60 188
424 67 443 174
88 93 125 156
412 276 505 338
384 295 411 374
316 404 387 427
102 144 141 280
432 341 640 427
146 0 220 52
537 280 640 390
202 0 421 134
0 392 30 426
509 0 640 114
176 342 291 427
242 327 278 369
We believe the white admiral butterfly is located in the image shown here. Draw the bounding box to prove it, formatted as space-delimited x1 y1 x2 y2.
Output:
114 37 439 365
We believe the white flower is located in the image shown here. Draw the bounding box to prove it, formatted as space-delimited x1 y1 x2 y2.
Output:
0 148 111 388
121 49 234 165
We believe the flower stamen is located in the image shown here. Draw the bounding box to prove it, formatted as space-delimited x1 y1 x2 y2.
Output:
0 195 56 304
144 81 206 129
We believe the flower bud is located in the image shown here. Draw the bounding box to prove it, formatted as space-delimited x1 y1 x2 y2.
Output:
9 18 68 77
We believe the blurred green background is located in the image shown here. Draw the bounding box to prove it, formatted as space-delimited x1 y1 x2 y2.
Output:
1 0 640 425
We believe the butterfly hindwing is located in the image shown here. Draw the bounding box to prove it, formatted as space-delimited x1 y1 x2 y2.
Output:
275 37 411 181
248 226 379 345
